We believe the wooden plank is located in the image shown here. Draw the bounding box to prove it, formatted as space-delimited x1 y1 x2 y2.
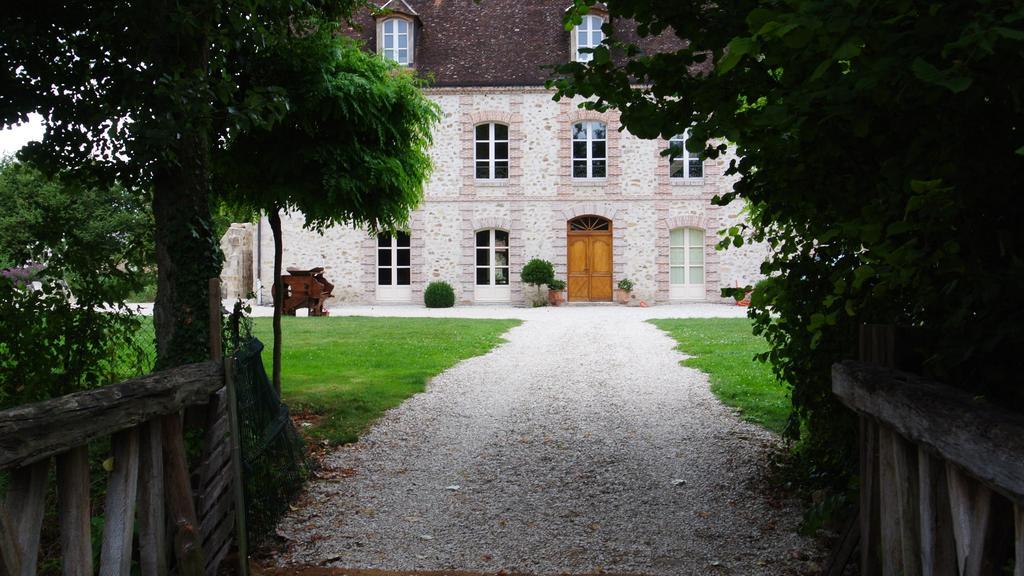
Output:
198 457 232 514
209 278 223 362
57 446 92 576
0 360 223 470
225 358 250 576
878 426 903 576
137 418 167 576
891 432 920 576
918 448 957 576
99 428 140 576
0 506 20 576
6 458 49 576
1015 503 1023 576
205 536 232 576
860 415 882 576
200 490 234 541
821 508 859 576
163 413 206 576
947 463 992 576
832 361 1024 501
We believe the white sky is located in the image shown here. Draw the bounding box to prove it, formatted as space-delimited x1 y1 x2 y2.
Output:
0 113 45 159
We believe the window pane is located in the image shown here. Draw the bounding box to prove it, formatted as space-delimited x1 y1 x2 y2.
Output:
494 162 508 179
476 248 489 266
378 248 392 266
397 49 408 64
476 268 490 286
397 268 411 285
493 124 508 140
494 142 508 160
377 233 391 247
397 248 410 266
591 140 606 159
689 247 703 265
689 266 704 284
475 124 489 140
396 20 407 33
384 35 393 49
495 268 509 285
398 33 408 49
572 123 586 139
592 160 606 178
670 228 685 246
475 142 489 160
572 141 587 159
494 250 509 267
670 267 685 284
670 247 684 266
397 231 410 247
688 228 704 245
476 230 490 247
592 123 606 139
476 162 490 179
384 20 393 33
495 230 509 246
378 268 391 285
592 31 602 46
573 161 588 178
578 30 588 46
670 160 687 179
689 159 703 178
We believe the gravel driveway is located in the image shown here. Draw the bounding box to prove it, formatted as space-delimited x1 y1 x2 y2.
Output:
273 306 821 575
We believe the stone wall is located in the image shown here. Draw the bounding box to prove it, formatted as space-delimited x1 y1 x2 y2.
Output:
233 87 765 306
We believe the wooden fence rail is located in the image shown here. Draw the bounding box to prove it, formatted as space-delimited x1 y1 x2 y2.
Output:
0 279 246 576
833 326 1024 576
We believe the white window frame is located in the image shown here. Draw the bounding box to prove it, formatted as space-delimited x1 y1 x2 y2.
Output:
380 18 412 66
573 14 605 63
669 130 704 180
474 229 511 302
376 231 412 302
572 121 607 179
669 227 705 301
474 123 510 180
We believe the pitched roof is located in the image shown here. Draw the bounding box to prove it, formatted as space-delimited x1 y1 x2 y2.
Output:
351 0 683 87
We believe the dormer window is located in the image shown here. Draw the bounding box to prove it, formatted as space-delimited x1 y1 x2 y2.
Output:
573 14 605 63
381 18 411 65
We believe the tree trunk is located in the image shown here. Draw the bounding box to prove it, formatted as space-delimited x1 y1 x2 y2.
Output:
150 0 220 371
268 207 283 395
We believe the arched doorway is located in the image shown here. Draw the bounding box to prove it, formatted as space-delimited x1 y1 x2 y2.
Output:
567 215 613 302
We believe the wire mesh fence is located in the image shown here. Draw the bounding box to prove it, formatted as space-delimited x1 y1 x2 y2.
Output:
231 336 311 544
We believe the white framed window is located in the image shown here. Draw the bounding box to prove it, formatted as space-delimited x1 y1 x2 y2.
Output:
572 121 607 179
475 229 510 286
474 123 509 180
573 14 605 62
381 18 411 65
669 131 703 179
669 227 705 300
377 231 411 286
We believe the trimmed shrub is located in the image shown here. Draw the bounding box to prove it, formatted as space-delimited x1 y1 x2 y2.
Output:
548 279 566 291
423 281 455 308
520 258 555 288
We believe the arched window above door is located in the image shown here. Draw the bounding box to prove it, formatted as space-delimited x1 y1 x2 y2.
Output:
568 215 611 231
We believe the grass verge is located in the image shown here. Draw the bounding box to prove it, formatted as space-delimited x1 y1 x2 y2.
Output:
649 317 790 434
250 316 520 444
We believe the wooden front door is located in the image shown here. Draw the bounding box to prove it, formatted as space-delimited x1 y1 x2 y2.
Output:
567 216 613 302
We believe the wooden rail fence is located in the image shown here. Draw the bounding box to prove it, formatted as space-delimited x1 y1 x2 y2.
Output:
0 279 247 576
832 325 1024 576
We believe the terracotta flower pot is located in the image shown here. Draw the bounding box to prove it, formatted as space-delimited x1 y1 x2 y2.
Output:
548 289 565 306
615 289 632 305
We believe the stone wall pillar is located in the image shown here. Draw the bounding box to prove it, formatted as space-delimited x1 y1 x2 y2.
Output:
219 223 254 300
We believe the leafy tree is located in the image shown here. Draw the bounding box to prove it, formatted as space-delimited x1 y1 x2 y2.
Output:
551 0 1024 489
1 1 358 369
217 26 439 392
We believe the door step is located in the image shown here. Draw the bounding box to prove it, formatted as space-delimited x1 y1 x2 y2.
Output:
564 301 618 306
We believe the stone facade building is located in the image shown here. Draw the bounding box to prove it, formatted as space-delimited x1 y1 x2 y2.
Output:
232 0 765 306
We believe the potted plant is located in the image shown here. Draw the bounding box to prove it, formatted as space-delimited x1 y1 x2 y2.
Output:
547 279 566 306
616 278 635 304
521 258 555 306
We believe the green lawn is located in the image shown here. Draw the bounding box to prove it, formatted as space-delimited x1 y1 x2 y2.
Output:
650 318 790 434
249 316 520 444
